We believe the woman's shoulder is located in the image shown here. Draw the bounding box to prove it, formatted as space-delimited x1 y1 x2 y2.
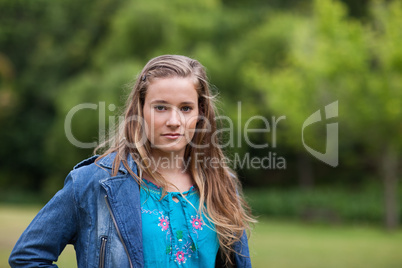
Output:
69 152 138 184
73 155 100 170
69 155 104 182
66 153 140 204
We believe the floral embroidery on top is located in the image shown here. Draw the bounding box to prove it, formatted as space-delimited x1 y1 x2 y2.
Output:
158 215 170 231
191 215 203 230
141 178 218 266
189 242 197 252
176 230 184 242
175 250 186 264
166 245 172 254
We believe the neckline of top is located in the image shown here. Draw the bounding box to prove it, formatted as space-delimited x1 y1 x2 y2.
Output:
141 178 196 195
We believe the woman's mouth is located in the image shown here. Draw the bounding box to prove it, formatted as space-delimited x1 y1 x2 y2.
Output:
162 133 183 139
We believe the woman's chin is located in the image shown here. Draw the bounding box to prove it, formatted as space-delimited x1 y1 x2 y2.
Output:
152 145 187 156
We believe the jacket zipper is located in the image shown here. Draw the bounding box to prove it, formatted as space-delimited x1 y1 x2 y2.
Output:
99 236 107 268
104 195 134 268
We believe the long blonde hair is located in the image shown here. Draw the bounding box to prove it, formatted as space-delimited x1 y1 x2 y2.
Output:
95 55 254 265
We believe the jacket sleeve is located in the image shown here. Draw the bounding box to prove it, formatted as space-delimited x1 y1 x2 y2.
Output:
9 173 78 267
233 230 252 268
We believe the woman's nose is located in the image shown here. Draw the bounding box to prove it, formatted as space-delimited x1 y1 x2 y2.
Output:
166 109 182 127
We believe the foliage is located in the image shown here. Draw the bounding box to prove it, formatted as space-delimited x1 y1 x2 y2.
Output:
0 0 400 212
243 0 402 226
245 182 399 224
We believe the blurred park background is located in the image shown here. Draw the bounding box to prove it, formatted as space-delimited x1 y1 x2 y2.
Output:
0 0 401 267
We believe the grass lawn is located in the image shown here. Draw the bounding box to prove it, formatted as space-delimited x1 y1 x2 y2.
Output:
1 204 402 268
0 205 76 268
250 218 402 268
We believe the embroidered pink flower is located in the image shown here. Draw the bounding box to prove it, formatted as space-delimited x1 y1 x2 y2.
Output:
158 215 169 231
175 251 186 264
191 215 203 230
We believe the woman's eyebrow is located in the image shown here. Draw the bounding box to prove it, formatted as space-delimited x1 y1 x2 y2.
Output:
180 101 196 105
150 100 195 105
150 100 169 104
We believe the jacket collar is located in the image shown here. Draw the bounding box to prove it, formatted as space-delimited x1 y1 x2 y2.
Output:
98 152 138 176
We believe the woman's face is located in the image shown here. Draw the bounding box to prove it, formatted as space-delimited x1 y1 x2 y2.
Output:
143 77 199 157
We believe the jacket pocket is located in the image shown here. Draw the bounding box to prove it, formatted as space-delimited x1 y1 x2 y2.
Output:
99 236 108 268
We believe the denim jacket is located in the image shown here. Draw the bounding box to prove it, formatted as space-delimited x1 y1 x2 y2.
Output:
9 154 252 268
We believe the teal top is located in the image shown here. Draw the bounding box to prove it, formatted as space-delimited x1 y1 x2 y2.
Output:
140 179 219 267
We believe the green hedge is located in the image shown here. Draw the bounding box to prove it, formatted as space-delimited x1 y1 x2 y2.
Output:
244 183 400 225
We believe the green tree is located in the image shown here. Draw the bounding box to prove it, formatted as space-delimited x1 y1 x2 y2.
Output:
245 0 402 228
0 0 126 191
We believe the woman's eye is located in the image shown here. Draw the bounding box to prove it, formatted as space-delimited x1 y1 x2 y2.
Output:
155 105 166 111
181 106 192 112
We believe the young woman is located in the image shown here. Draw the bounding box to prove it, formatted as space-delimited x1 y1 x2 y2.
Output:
9 55 255 267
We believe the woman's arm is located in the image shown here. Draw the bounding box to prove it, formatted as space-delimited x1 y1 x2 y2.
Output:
233 230 252 268
9 174 78 267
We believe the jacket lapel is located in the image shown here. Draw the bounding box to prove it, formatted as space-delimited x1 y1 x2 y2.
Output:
99 153 144 267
